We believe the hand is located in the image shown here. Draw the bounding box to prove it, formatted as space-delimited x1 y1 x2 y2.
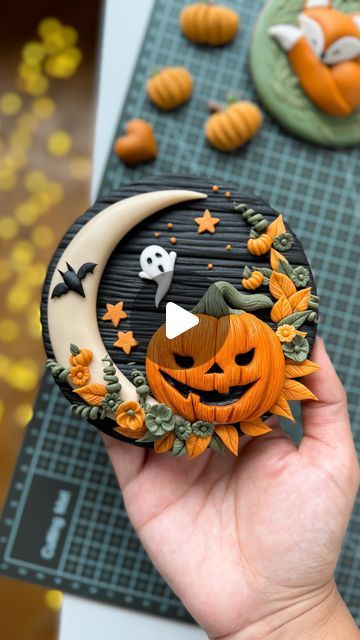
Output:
104 338 360 639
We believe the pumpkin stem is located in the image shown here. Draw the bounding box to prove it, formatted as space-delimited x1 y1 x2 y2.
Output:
70 343 80 356
191 281 273 318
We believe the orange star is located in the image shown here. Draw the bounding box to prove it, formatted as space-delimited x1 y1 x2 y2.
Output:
113 331 138 355
194 209 220 234
102 301 127 327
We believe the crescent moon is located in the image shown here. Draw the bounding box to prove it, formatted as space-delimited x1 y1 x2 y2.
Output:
47 189 206 404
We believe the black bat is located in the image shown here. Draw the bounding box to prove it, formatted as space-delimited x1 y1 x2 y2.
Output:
51 262 97 299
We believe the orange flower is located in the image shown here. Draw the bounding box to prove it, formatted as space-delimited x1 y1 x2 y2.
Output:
276 324 306 343
114 401 146 439
70 364 90 386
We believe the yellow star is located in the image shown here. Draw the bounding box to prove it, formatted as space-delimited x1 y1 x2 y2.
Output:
113 331 138 355
102 301 127 327
194 209 220 234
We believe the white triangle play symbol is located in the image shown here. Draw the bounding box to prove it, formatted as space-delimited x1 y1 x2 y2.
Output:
165 302 199 339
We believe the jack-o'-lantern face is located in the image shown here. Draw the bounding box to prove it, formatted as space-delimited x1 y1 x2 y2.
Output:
146 312 285 423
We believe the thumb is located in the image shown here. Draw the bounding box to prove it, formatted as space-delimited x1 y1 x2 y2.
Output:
300 338 357 469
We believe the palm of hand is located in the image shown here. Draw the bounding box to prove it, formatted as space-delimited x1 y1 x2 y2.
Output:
105 341 359 638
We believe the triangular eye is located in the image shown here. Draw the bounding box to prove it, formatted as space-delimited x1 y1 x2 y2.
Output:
298 14 324 58
323 36 360 65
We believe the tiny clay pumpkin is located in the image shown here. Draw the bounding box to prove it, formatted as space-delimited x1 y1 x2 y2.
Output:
69 344 93 367
247 233 273 256
146 67 193 110
205 100 263 151
114 118 157 165
146 282 284 424
180 2 239 46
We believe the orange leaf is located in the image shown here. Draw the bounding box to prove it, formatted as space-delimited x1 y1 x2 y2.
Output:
269 272 296 300
73 383 107 406
270 248 288 271
269 394 294 421
267 214 286 239
154 432 176 453
240 418 272 436
285 359 320 379
186 433 211 458
282 379 317 401
214 425 239 455
288 288 311 312
271 295 292 322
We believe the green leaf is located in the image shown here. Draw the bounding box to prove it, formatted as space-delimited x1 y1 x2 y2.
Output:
278 311 310 329
136 431 158 443
210 433 225 453
257 267 273 278
172 438 187 457
243 265 252 279
277 261 293 277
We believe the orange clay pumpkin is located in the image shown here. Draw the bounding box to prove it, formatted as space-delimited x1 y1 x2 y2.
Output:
180 2 239 46
242 270 264 290
146 283 284 424
247 233 273 256
69 346 93 367
146 67 193 110
205 101 263 151
114 119 157 165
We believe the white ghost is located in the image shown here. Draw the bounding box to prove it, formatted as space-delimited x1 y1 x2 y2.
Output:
139 245 177 308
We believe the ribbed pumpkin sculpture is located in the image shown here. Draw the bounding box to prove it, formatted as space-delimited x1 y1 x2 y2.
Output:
146 67 193 110
146 281 285 423
180 2 239 46
205 100 263 151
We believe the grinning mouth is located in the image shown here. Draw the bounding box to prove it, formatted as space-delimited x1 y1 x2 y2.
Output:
160 370 258 406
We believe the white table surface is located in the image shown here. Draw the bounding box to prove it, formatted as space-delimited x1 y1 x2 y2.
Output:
60 0 206 637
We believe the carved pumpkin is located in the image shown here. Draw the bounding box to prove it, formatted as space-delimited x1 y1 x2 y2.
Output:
180 2 239 46
146 67 193 110
205 101 263 151
146 282 285 423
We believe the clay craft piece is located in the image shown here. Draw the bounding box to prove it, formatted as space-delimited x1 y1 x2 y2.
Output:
250 0 360 147
139 245 177 308
180 1 239 46
146 66 193 110
205 99 263 151
42 176 319 459
114 118 158 165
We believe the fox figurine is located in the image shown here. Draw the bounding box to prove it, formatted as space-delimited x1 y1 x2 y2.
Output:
269 0 360 117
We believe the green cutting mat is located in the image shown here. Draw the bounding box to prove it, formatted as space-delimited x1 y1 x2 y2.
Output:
0 0 359 623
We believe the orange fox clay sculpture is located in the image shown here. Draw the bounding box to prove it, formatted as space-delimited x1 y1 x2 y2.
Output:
269 0 360 117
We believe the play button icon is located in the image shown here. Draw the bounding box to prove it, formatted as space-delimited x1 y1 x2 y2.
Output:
165 302 199 339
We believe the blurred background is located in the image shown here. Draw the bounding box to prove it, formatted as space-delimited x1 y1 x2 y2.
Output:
0 1 101 637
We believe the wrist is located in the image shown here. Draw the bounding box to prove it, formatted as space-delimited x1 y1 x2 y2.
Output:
211 582 360 640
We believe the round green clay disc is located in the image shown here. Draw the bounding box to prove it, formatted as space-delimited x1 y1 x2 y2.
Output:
250 0 360 148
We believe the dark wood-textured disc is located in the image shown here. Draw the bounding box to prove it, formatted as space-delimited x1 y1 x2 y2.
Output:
41 174 317 444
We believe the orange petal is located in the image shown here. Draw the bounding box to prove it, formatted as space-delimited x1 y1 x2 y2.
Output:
271 295 292 322
154 432 176 453
240 418 272 436
285 359 320 379
282 379 317 401
288 288 311 312
267 214 286 239
269 271 296 300
270 248 289 271
269 394 294 421
73 383 107 406
214 425 239 455
186 433 211 458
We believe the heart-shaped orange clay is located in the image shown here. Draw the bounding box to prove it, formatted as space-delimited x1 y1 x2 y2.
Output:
114 119 158 165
